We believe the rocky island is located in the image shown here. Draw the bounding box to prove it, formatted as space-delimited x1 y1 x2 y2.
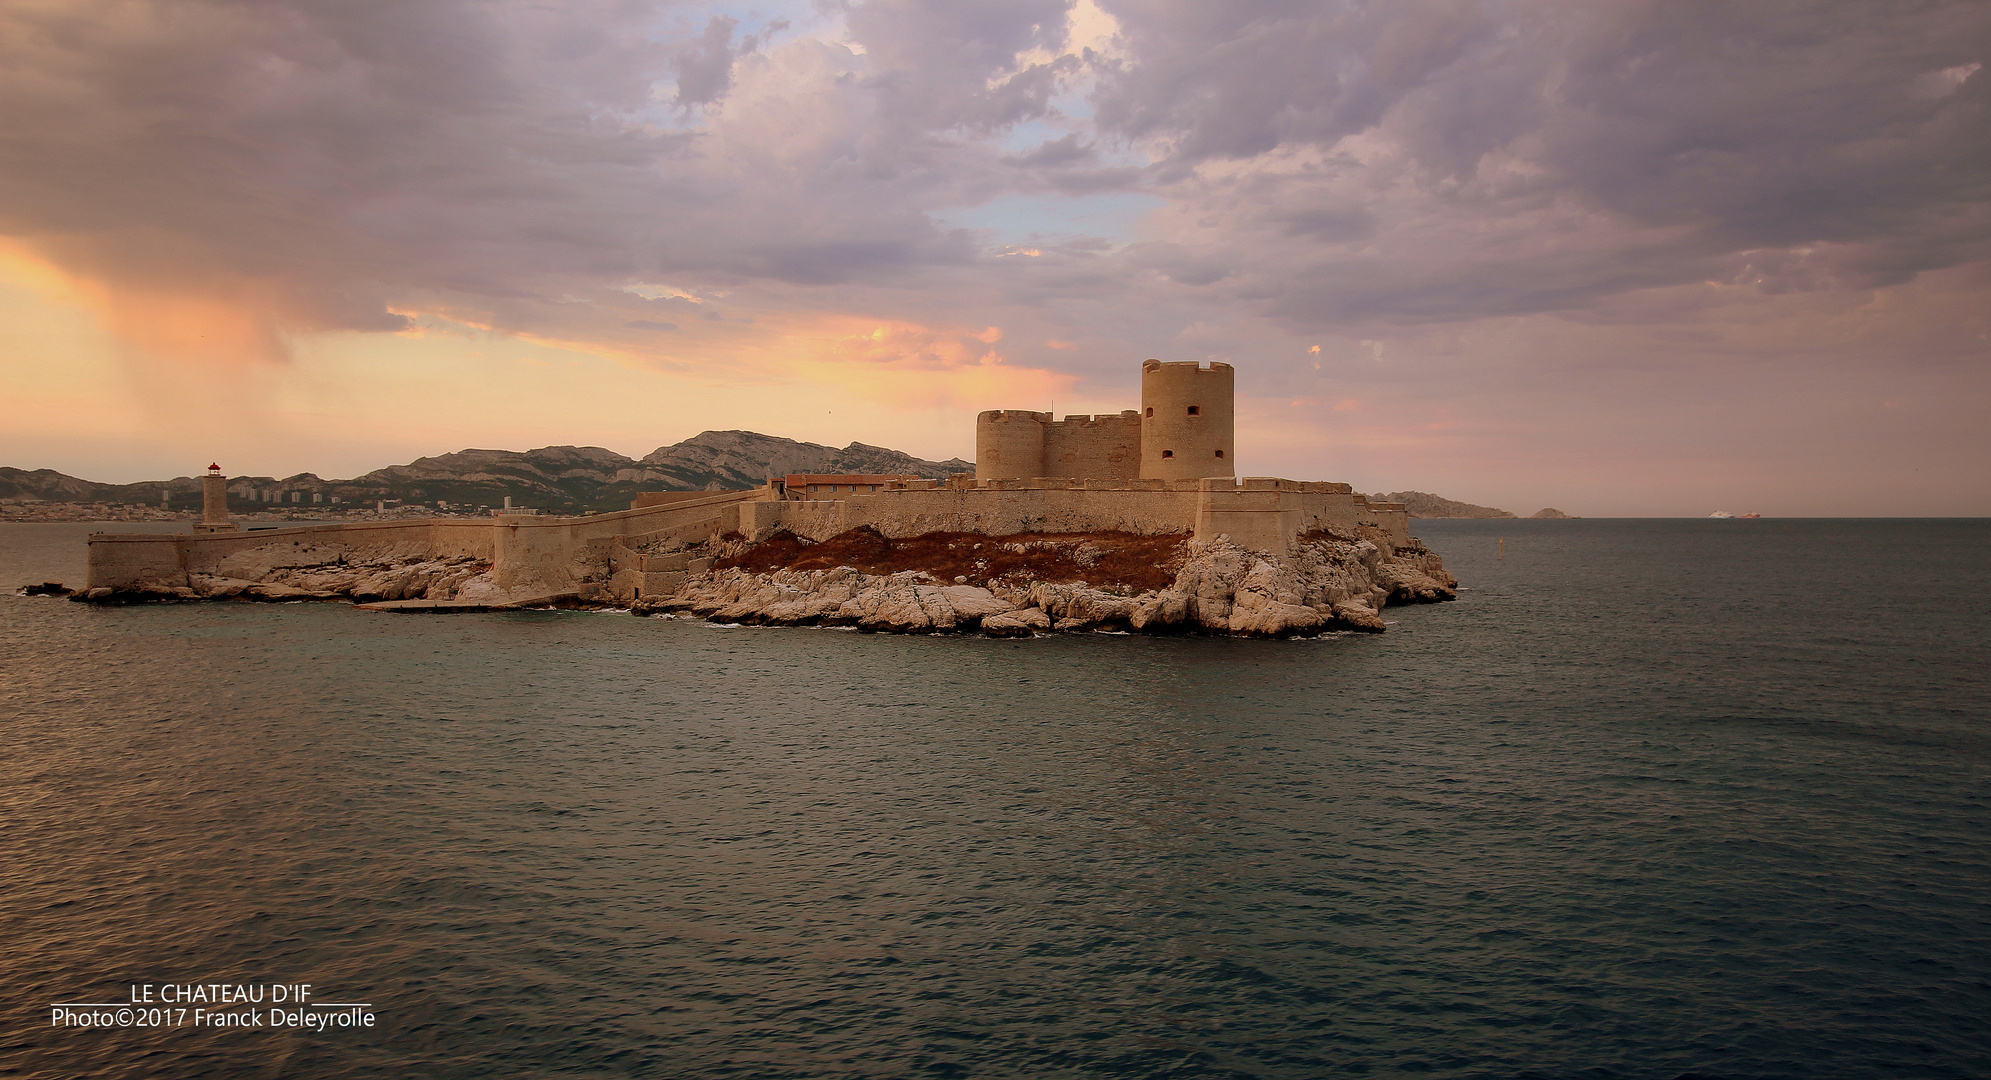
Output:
61 522 1454 638
65 360 1460 638
626 522 1452 635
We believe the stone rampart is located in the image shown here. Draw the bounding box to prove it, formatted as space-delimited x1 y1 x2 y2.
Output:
631 490 731 510
86 520 501 592
84 477 1414 598
733 477 1413 553
86 487 772 593
975 409 1145 481
486 487 768 589
1042 412 1142 480
848 486 1200 540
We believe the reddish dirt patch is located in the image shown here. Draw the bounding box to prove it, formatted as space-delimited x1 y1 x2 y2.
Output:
715 526 1190 592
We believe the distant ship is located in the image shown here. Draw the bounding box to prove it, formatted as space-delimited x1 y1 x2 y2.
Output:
1740 513 1761 519
1709 511 1735 518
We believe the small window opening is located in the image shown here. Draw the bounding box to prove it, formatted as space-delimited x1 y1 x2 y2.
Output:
1144 407 1154 417
1161 449 1174 458
1187 405 1201 416
634 587 642 600
1214 449 1225 459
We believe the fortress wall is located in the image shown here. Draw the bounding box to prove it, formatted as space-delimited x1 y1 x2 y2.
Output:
84 468 1411 595
1297 490 1364 537
1041 412 1142 480
1180 481 1409 553
605 547 713 602
842 487 1200 539
739 482 1397 553
85 535 190 591
632 490 732 510
736 481 1408 554
175 521 498 569
616 516 728 550
491 522 598 590
1193 484 1298 552
492 488 770 589
1297 491 1410 546
86 521 502 590
1366 504 1412 547
974 410 1048 481
85 487 772 593
740 486 1200 542
741 499 849 542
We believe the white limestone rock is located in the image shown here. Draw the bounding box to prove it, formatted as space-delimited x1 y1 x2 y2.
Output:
1026 583 1134 630
854 584 960 633
190 575 257 599
1372 545 1459 603
981 607 1051 637
1332 600 1388 633
627 528 1452 637
936 584 1013 623
1128 592 1188 632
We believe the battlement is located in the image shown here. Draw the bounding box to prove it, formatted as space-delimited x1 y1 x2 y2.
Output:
1141 358 1234 373
978 409 1052 424
976 404 1140 482
1047 410 1141 427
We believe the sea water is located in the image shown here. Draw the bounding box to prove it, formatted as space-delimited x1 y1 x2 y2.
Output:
2 519 1986 1079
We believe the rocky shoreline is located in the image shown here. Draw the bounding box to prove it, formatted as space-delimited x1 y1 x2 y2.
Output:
48 526 1456 638
641 532 1454 637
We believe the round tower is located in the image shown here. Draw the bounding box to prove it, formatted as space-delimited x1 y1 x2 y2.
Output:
1139 360 1234 481
975 410 1049 481
197 463 237 532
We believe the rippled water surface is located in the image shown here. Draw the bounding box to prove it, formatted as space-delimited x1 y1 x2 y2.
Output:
3 519 1987 1079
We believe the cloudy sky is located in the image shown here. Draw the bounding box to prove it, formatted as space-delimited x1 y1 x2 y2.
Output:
2 0 1985 514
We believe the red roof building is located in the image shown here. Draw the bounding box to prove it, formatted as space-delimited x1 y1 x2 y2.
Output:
782 474 923 500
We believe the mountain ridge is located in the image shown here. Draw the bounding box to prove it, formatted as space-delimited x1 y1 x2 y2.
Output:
1 432 975 514
1371 491 1518 519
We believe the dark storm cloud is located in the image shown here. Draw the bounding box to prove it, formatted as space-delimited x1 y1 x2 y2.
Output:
1089 0 1991 325
0 0 1984 359
0 0 1054 348
1091 0 1494 165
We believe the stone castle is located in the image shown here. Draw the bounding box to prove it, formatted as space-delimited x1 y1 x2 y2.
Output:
977 359 1236 482
84 360 1414 608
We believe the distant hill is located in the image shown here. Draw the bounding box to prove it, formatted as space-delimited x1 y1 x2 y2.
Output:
1 432 974 515
636 431 972 491
1372 491 1517 519
1530 507 1576 519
